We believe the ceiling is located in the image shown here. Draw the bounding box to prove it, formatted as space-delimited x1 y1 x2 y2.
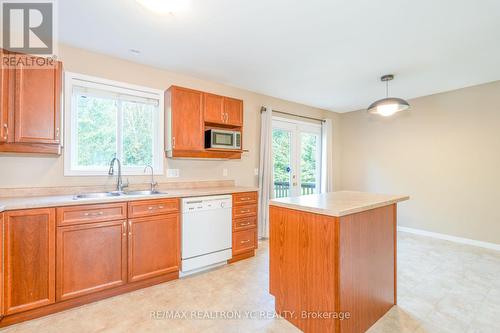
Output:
58 0 500 112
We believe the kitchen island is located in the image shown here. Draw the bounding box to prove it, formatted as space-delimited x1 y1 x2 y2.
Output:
269 191 409 333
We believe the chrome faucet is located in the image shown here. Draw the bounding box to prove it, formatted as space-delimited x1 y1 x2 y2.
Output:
144 165 158 192
108 157 128 192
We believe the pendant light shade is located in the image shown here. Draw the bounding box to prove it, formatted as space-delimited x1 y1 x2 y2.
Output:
367 75 410 117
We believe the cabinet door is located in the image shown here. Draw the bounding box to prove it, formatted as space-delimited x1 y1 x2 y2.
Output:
224 97 243 126
171 86 203 151
128 214 180 283
3 208 56 315
14 57 62 144
203 93 224 124
0 49 12 143
56 220 127 301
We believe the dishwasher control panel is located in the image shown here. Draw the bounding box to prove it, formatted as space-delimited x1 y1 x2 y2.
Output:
182 195 232 213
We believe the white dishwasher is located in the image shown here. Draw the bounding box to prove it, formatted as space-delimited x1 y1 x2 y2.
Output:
181 195 232 276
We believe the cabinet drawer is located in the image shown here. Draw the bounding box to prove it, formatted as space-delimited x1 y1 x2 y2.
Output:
57 203 127 226
233 204 257 219
233 192 257 206
128 198 179 218
233 228 257 255
233 216 257 231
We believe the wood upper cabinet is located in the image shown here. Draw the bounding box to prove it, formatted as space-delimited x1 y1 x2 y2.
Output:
0 51 62 154
203 93 225 124
166 86 204 152
56 220 127 301
165 85 244 159
3 208 56 315
203 93 243 126
224 97 243 126
0 50 12 143
14 56 62 144
128 214 180 283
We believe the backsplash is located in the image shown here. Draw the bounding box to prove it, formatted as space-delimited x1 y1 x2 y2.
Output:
0 180 235 198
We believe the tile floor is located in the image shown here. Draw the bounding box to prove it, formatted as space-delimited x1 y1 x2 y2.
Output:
2 232 500 333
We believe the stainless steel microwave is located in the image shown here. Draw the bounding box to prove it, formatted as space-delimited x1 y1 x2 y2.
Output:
205 129 241 150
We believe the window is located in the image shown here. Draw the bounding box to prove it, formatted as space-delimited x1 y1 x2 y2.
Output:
272 117 322 198
64 73 164 175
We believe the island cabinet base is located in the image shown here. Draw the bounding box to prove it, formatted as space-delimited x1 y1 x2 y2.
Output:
269 204 397 333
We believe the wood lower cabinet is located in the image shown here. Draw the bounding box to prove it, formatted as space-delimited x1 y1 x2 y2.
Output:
56 220 127 301
229 191 258 263
3 208 56 315
128 214 180 283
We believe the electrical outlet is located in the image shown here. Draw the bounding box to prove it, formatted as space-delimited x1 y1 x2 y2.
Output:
254 168 259 176
167 169 180 178
222 168 228 177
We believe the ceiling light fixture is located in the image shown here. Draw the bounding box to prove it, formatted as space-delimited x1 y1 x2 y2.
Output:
367 74 410 117
136 0 190 14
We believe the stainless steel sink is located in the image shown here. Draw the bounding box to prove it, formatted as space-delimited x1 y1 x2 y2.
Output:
124 190 166 196
73 192 124 200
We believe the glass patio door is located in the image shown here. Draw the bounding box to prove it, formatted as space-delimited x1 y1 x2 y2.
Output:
272 118 322 198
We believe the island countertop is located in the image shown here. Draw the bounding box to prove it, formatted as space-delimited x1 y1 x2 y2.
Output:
269 191 409 217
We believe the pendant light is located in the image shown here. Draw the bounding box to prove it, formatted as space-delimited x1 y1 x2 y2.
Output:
367 74 410 117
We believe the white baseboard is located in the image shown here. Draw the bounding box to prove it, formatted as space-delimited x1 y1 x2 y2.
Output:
397 226 500 252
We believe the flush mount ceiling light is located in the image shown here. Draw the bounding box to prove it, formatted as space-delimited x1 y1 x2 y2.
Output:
367 74 410 117
136 0 190 14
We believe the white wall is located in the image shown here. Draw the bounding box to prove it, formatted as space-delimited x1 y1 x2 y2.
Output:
0 44 342 190
340 80 500 244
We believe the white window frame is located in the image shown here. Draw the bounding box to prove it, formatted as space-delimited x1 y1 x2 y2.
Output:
272 116 322 196
64 72 164 176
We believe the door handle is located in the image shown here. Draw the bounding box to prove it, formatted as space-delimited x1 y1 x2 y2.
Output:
3 124 7 140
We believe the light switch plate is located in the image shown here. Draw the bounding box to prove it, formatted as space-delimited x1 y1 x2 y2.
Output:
222 168 228 177
167 169 180 178
254 168 259 176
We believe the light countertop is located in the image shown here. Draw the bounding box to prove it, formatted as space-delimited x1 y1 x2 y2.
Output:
269 191 409 217
0 186 259 212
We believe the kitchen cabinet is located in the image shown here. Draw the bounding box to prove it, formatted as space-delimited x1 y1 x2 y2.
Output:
128 214 180 282
203 93 243 126
0 51 62 154
0 50 11 143
166 86 204 152
56 220 127 301
203 93 243 127
165 85 244 159
3 208 56 315
203 93 225 124
229 191 258 263
224 97 243 126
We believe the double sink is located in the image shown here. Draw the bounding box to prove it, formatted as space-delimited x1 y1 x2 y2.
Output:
74 190 166 200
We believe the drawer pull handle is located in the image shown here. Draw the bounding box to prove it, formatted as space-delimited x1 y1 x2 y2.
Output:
240 222 251 226
148 206 155 210
159 205 164 209
240 240 251 244
241 209 250 213
240 197 250 201
84 211 104 217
